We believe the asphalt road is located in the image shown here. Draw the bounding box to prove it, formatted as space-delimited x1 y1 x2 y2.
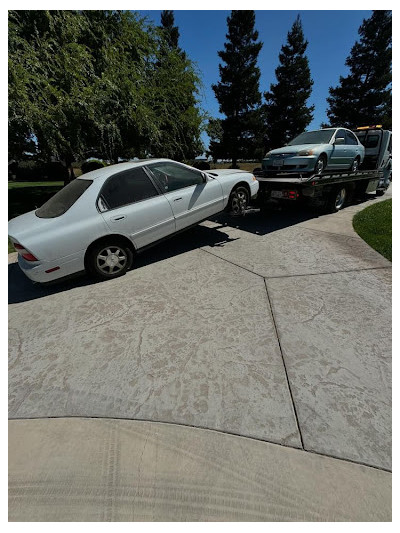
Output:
9 187 392 521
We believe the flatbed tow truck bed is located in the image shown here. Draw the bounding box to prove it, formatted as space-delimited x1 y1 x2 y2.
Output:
253 168 385 212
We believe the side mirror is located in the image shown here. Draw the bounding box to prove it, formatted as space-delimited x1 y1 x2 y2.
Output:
201 172 208 183
334 137 345 145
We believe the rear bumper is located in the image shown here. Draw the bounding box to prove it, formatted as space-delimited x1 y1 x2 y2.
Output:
17 250 85 283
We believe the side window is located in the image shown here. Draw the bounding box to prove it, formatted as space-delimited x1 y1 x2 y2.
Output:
346 131 358 145
147 163 203 193
99 167 159 210
335 129 346 142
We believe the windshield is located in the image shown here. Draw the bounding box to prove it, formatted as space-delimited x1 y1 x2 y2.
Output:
287 130 335 146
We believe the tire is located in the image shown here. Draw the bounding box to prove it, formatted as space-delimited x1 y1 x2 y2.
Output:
376 189 386 197
314 155 327 175
228 186 249 216
325 186 347 213
86 240 133 281
349 157 360 172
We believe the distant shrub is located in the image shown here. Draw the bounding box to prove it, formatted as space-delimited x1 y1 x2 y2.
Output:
81 160 105 174
42 162 69 181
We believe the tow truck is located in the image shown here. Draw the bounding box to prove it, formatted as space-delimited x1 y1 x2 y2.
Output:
254 125 392 213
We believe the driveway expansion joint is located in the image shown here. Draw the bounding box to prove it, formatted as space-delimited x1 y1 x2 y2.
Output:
9 416 392 474
263 279 305 450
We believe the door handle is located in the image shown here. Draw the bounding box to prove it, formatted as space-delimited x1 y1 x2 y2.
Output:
111 215 126 222
173 197 183 202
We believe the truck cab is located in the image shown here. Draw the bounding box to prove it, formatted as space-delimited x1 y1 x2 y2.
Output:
354 126 392 186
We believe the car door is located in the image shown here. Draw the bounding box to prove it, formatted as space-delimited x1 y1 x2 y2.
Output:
345 130 361 165
330 129 349 168
98 166 176 249
146 162 224 231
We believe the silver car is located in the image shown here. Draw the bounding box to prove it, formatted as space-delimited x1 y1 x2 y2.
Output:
8 159 258 283
262 128 365 174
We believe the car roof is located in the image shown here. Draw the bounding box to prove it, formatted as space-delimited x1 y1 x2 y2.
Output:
78 158 176 181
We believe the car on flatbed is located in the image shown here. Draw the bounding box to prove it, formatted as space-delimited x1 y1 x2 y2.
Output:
8 159 258 284
262 128 365 174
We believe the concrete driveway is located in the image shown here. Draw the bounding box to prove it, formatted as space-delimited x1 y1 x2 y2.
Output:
9 188 391 520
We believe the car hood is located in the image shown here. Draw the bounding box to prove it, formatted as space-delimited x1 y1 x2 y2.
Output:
8 209 55 243
265 144 323 156
207 169 250 178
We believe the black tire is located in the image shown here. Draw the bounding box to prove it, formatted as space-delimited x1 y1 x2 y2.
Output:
349 157 360 172
228 186 249 216
314 154 327 175
325 186 347 213
86 240 133 281
376 189 386 197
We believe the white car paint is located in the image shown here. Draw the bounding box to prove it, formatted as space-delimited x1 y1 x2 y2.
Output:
9 159 258 283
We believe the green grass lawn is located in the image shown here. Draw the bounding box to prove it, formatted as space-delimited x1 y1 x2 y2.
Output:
353 199 392 261
8 181 64 253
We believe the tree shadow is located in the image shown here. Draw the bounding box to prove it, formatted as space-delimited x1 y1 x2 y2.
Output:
8 191 383 305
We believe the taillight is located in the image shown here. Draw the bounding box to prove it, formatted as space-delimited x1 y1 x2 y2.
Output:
13 243 38 262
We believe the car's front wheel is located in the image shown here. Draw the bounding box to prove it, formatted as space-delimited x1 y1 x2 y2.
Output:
228 186 249 216
87 240 133 281
314 155 327 175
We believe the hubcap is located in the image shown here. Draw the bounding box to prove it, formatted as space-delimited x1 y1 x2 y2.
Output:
316 158 325 174
335 188 346 209
231 191 248 215
96 246 127 275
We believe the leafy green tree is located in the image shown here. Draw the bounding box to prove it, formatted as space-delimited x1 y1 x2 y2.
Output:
212 10 264 166
148 10 203 160
326 10 392 129
264 15 314 150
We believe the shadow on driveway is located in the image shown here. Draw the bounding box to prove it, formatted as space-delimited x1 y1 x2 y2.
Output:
8 192 381 305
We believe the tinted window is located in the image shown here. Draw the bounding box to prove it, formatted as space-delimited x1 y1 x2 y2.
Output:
365 134 380 148
147 163 203 193
355 131 366 145
287 130 335 145
335 129 346 141
36 179 92 218
346 131 358 145
100 167 158 209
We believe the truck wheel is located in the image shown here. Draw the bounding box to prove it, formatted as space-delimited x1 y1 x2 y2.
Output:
325 186 347 213
314 155 327 174
228 186 249 216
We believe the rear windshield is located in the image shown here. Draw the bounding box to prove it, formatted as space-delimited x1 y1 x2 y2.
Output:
36 179 92 218
287 130 335 145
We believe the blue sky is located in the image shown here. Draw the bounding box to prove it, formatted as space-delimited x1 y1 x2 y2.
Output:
138 10 372 149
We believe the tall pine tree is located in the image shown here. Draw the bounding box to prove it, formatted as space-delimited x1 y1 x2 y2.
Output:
160 10 181 51
326 10 392 129
264 15 314 150
212 10 264 166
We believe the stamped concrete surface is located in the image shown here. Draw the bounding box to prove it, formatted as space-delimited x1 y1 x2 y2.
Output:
8 418 391 522
9 248 301 448
9 187 392 519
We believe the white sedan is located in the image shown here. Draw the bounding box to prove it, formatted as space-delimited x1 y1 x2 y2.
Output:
9 159 258 283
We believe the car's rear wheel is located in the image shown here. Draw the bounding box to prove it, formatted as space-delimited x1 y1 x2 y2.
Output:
314 155 327 175
87 240 133 280
228 186 249 216
349 157 360 172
